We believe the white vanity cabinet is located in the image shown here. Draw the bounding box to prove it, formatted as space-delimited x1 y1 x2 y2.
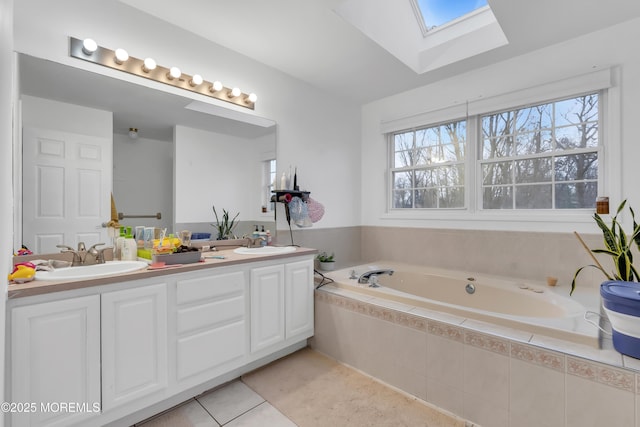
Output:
174 268 247 389
250 264 285 352
10 295 101 427
101 282 168 412
7 252 315 427
250 258 314 354
285 259 315 337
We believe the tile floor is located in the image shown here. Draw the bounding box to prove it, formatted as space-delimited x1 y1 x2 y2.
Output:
136 380 296 427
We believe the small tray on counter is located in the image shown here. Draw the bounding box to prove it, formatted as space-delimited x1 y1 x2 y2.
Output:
152 251 202 265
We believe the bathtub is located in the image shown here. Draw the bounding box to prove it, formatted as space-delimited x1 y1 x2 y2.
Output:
324 261 600 346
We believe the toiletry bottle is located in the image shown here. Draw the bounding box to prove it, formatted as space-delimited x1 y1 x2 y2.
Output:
115 226 125 260
259 226 267 246
123 227 137 261
265 229 272 245
252 225 260 239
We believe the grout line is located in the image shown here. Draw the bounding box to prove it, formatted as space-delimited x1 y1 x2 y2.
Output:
218 401 274 426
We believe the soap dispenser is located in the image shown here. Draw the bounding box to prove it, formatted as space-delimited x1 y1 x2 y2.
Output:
123 227 137 261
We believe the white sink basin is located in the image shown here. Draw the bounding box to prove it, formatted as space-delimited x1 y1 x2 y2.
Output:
36 260 149 281
233 246 297 255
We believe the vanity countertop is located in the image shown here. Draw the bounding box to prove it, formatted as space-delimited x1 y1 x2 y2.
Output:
8 247 318 299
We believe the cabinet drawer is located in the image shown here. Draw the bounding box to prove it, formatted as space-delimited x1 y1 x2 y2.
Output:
177 295 244 334
177 320 245 381
177 271 245 305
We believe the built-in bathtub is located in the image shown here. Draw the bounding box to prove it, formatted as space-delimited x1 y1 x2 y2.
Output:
324 261 601 347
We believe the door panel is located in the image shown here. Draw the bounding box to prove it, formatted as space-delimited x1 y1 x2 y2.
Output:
22 127 111 253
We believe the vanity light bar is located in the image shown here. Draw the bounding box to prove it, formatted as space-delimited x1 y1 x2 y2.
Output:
69 37 257 110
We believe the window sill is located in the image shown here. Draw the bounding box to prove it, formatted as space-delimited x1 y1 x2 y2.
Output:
380 209 598 230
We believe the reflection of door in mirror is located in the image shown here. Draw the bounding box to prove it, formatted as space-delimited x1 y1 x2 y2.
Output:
21 96 112 254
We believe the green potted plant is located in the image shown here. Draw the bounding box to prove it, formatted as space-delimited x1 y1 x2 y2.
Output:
211 206 240 240
572 199 640 358
317 251 336 271
571 199 640 295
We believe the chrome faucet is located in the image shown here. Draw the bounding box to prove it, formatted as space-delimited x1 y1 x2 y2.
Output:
57 242 109 266
85 243 109 265
357 269 394 284
245 236 266 248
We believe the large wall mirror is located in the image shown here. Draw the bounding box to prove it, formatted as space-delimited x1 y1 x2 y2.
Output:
17 54 276 254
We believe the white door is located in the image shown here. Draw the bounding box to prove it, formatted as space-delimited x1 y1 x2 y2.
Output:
22 127 111 253
11 295 101 427
101 283 168 411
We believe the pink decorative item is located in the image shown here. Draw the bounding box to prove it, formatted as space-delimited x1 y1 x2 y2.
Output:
307 197 325 223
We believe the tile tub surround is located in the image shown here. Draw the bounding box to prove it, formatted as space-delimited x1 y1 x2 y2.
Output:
360 226 608 292
311 287 640 427
286 226 362 269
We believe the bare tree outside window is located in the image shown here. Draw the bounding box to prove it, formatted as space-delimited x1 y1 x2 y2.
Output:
391 120 466 209
481 94 599 209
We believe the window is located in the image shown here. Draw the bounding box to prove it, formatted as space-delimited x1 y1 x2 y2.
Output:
389 92 601 211
481 94 599 209
263 159 277 212
414 0 489 31
391 120 466 209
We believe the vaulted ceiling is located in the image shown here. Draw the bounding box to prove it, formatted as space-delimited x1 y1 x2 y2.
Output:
118 0 640 105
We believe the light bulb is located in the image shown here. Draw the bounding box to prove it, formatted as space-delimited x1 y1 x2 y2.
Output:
210 81 223 92
167 67 181 80
230 87 241 98
82 38 97 55
142 57 157 73
247 93 258 103
189 74 203 87
114 48 129 64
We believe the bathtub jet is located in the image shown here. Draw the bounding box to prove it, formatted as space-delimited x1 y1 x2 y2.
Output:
357 269 394 284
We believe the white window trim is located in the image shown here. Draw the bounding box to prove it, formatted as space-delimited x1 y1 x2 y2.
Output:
382 68 621 228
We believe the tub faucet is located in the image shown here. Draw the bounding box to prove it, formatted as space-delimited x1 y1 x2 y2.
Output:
358 269 394 284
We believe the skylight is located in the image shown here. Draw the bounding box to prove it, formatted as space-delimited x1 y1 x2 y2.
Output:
415 0 489 32
335 0 507 75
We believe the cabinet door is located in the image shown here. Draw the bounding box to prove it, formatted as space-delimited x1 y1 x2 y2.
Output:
101 283 168 411
250 264 285 353
285 259 315 338
11 295 101 427
176 271 246 383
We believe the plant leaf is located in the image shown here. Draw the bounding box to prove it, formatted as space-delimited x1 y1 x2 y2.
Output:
594 213 618 252
631 263 640 282
571 264 610 295
592 249 620 257
617 251 632 281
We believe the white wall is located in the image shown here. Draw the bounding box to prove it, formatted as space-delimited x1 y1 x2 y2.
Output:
0 0 13 423
13 0 361 232
361 16 640 233
174 125 271 227
113 133 173 231
21 95 113 136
